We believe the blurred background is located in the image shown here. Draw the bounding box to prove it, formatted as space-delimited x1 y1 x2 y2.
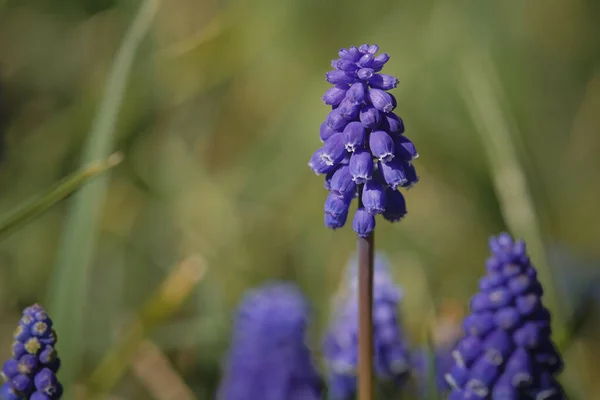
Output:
1 0 600 398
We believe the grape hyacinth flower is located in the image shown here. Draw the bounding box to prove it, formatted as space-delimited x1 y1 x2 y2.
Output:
445 233 565 399
1 304 62 400
217 283 322 400
323 254 410 399
309 44 419 237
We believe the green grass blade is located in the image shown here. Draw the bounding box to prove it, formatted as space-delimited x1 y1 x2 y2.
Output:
458 49 563 325
0 153 122 241
47 0 161 390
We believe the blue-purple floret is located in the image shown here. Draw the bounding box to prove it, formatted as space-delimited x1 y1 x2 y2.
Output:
322 254 410 399
445 233 565 400
1 304 62 400
217 283 322 400
309 44 419 237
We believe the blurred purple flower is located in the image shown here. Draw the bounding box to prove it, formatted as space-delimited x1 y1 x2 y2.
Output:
1 304 62 399
217 283 322 400
446 233 565 399
309 44 419 237
322 254 410 399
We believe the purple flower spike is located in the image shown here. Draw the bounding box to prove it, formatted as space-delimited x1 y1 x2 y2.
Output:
310 45 419 234
445 233 565 398
2 304 62 399
369 130 395 162
353 208 375 237
323 254 410 398
362 181 386 215
217 283 323 400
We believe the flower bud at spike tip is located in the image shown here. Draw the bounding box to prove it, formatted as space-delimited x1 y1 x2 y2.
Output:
445 233 565 399
309 44 419 233
1 304 62 399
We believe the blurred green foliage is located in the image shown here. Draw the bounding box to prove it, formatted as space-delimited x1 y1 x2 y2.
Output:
1 0 600 398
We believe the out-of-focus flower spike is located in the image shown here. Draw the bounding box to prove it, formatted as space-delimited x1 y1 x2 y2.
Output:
445 233 565 399
323 254 410 399
217 283 322 400
1 304 61 399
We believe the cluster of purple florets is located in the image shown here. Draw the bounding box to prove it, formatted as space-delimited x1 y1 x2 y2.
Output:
1 305 62 400
322 254 410 399
445 234 565 400
217 283 323 400
308 44 419 237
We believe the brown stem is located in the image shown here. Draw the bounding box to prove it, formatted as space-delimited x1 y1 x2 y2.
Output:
357 232 375 400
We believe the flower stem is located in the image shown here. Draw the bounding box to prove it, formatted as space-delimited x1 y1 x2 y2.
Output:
357 231 375 400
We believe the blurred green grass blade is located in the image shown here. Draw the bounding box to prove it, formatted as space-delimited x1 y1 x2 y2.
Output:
424 333 440 400
85 256 206 398
0 153 122 241
47 0 161 390
458 49 563 325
